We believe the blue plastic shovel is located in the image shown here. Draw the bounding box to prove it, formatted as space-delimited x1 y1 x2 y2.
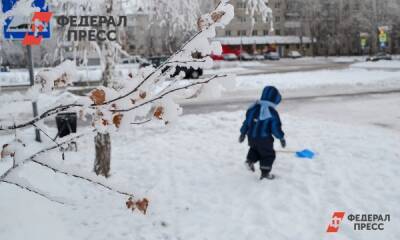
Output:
277 149 316 159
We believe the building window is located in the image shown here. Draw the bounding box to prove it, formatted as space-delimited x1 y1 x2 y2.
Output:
252 30 258 36
275 29 281 35
238 16 246 23
225 30 231 36
275 16 280 22
275 2 281 8
263 30 269 35
238 30 247 36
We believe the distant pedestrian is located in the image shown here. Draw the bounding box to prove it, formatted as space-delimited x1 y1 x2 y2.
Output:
239 86 286 180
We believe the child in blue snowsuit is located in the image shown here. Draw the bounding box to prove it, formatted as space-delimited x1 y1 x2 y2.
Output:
239 86 286 180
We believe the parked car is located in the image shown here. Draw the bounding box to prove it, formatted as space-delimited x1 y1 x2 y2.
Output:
148 56 169 67
120 55 151 68
366 52 392 62
222 53 238 61
253 55 265 61
288 51 302 59
0 66 10 72
264 52 280 61
149 56 203 79
239 52 254 61
210 54 224 61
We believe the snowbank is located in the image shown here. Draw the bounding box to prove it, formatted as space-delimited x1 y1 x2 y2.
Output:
236 67 400 91
0 110 399 240
352 60 400 70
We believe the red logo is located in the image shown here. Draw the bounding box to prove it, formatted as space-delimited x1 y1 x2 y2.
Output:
326 211 346 233
22 12 53 46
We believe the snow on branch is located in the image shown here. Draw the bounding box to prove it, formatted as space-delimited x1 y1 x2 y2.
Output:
113 74 228 113
244 0 274 33
0 0 235 132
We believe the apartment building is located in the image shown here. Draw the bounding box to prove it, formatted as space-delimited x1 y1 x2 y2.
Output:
214 0 313 56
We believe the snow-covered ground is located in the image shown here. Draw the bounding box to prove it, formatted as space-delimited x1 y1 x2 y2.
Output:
1 58 400 240
0 109 399 240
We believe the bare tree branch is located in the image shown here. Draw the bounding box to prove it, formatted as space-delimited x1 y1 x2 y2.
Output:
31 159 135 198
0 179 67 205
131 119 152 125
0 131 93 180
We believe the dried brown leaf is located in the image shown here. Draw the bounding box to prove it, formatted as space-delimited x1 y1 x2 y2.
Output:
139 91 147 99
1 144 9 159
126 197 134 209
136 198 149 215
211 11 225 23
113 114 123 128
90 89 106 105
153 106 164 120
102 119 109 126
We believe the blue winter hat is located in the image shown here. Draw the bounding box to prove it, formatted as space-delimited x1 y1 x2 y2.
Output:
260 86 282 104
257 86 282 120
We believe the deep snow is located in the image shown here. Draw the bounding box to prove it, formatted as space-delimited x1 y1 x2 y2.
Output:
0 109 399 240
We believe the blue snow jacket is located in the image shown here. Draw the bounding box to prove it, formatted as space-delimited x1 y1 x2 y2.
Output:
240 86 285 140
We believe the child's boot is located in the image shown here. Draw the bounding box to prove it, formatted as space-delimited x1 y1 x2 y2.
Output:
260 170 274 180
245 160 255 172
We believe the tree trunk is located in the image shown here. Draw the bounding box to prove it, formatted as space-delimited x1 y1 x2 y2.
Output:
94 132 111 177
94 0 114 178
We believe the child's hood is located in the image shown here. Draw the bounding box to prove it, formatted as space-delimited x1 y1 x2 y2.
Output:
260 86 282 105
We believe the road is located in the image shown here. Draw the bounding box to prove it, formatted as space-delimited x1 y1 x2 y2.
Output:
229 58 350 75
182 91 400 132
0 58 350 94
